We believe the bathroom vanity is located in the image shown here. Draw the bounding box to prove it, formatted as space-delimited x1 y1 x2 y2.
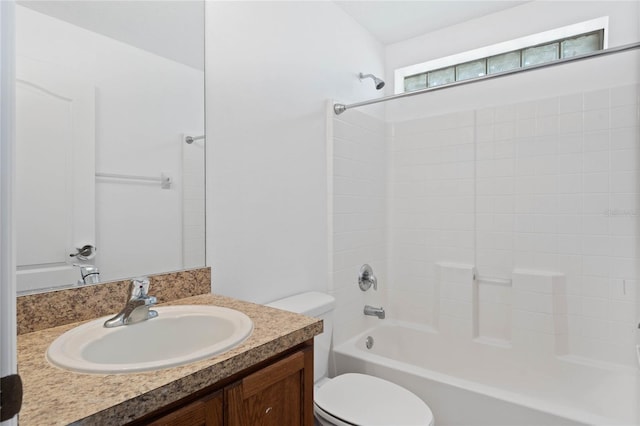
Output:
16 271 321 425
138 345 313 425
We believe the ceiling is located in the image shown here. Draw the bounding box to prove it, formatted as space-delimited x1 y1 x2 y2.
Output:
18 1 531 68
334 1 531 45
17 0 204 70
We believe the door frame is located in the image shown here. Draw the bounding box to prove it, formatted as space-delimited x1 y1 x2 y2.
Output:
1 0 18 425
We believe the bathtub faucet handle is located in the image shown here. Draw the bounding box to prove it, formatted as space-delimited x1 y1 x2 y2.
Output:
359 264 378 291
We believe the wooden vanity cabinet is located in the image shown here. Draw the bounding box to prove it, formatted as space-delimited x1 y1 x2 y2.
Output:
137 341 314 426
226 349 313 426
147 391 223 426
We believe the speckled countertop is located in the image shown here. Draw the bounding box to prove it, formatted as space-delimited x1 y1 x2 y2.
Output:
17 293 322 425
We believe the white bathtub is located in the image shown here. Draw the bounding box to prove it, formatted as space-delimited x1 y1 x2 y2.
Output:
332 321 640 426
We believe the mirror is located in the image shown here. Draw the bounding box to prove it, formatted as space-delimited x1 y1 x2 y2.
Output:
15 1 206 294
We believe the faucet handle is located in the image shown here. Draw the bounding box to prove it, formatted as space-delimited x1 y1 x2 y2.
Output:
130 277 151 299
358 264 378 291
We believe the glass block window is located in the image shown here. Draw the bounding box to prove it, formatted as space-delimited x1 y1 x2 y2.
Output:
523 43 560 66
487 51 521 74
401 29 604 93
428 67 455 87
456 59 486 81
561 31 603 58
404 73 427 92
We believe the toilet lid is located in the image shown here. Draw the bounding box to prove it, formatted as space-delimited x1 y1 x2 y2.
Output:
315 373 433 426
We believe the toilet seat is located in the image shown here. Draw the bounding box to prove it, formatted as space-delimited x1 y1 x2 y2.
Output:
314 373 434 426
314 404 357 426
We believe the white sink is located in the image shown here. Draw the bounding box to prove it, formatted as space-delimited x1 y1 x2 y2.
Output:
47 305 253 374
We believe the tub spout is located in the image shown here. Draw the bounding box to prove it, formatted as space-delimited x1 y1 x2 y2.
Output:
364 305 385 319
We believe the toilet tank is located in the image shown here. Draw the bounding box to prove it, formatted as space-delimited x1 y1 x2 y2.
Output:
266 292 335 383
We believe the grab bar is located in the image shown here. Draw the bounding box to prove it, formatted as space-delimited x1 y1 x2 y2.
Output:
473 273 512 286
96 172 172 189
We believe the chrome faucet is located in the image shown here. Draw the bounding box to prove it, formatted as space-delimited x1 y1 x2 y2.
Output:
364 305 385 319
104 277 158 328
74 264 100 285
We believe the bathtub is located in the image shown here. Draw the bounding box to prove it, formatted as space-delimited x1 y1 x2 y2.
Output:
332 321 640 426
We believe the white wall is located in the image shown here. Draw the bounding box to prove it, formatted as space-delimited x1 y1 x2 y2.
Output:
16 6 204 287
203 0 639 366
205 1 384 303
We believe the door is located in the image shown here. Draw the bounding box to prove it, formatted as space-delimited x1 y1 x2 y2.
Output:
15 56 95 292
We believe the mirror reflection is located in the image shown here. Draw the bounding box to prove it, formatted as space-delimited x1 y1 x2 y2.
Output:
15 1 206 294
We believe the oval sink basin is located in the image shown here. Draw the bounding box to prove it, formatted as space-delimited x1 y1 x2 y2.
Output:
47 305 253 374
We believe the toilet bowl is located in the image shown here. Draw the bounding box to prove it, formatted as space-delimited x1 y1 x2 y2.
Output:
315 373 433 426
267 292 434 426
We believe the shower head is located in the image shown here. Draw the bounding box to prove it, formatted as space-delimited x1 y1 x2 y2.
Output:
359 72 385 90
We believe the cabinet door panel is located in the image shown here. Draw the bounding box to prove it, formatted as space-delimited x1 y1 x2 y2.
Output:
226 350 312 426
148 390 223 426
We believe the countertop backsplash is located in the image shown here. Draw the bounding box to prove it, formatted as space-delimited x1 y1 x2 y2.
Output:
17 267 211 334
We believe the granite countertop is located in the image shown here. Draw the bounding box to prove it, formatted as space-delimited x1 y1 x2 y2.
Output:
17 293 322 425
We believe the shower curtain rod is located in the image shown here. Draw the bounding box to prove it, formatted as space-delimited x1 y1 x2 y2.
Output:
333 41 640 115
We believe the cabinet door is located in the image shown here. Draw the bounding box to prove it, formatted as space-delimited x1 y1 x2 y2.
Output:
148 390 223 426
226 349 313 426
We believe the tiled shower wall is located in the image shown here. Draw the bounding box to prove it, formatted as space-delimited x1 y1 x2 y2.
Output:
389 111 475 325
330 107 388 345
389 84 639 366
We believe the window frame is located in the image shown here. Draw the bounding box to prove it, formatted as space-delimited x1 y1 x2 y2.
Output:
394 17 609 94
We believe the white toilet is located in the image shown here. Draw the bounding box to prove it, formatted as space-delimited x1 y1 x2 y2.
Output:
267 292 434 426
